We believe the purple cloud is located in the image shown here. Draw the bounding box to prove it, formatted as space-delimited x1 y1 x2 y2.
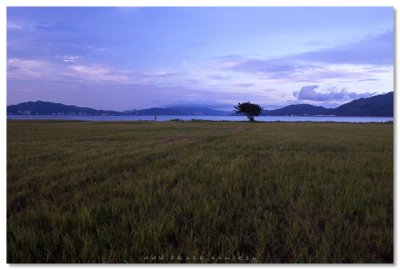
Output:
293 85 375 101
228 59 310 76
234 83 255 87
209 75 228 80
222 58 387 82
219 31 393 82
295 31 393 66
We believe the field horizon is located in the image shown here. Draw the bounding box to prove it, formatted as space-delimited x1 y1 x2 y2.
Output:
7 120 393 263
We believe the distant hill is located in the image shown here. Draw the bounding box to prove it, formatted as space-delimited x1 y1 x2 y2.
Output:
123 106 229 116
123 107 181 115
7 100 123 116
264 104 333 116
7 92 393 117
262 92 393 116
331 92 393 116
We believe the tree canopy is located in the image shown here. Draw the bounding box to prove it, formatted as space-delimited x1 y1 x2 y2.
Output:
234 102 263 122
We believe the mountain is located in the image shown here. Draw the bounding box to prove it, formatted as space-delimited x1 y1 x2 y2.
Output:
7 100 123 116
331 92 393 116
123 106 229 116
169 106 229 116
263 104 333 116
262 92 393 116
7 101 230 116
7 92 393 117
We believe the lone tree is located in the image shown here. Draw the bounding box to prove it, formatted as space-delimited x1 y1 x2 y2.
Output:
234 101 263 122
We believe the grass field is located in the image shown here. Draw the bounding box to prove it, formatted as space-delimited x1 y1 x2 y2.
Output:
7 120 393 263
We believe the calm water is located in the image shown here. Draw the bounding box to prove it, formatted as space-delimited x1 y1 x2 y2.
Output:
7 115 393 123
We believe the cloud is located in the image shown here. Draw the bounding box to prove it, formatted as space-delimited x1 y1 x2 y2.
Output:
7 21 26 30
357 78 378 82
32 20 58 31
69 65 181 84
233 83 255 87
222 58 388 83
218 30 393 83
229 59 309 76
209 75 228 80
7 58 133 83
293 85 375 101
7 58 52 78
294 31 393 66
7 57 186 85
63 55 80 63
68 64 135 84
7 75 271 111
142 71 182 78
7 19 65 32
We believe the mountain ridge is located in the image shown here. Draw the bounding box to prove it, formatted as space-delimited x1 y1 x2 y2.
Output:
7 100 123 116
262 92 393 116
263 104 333 116
7 92 393 117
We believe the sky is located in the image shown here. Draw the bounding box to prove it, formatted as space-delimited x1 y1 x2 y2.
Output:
7 7 393 111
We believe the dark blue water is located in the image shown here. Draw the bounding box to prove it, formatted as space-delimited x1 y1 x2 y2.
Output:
7 115 393 123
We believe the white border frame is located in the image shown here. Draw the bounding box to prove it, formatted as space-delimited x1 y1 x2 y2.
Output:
1 1 397 269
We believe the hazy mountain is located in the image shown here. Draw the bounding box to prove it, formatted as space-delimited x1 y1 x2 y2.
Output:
7 100 123 116
169 106 229 116
123 106 229 116
263 104 333 116
122 109 138 114
124 107 182 115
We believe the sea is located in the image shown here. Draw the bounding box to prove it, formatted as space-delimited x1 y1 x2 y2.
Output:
7 115 394 123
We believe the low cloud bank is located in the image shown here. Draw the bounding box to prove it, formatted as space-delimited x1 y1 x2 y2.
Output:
293 85 375 101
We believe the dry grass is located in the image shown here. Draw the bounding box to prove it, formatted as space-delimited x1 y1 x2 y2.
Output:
7 120 393 263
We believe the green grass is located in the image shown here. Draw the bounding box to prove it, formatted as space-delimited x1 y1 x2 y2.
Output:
7 120 393 263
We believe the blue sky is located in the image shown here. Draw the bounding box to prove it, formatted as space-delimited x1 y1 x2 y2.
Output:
7 7 393 110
